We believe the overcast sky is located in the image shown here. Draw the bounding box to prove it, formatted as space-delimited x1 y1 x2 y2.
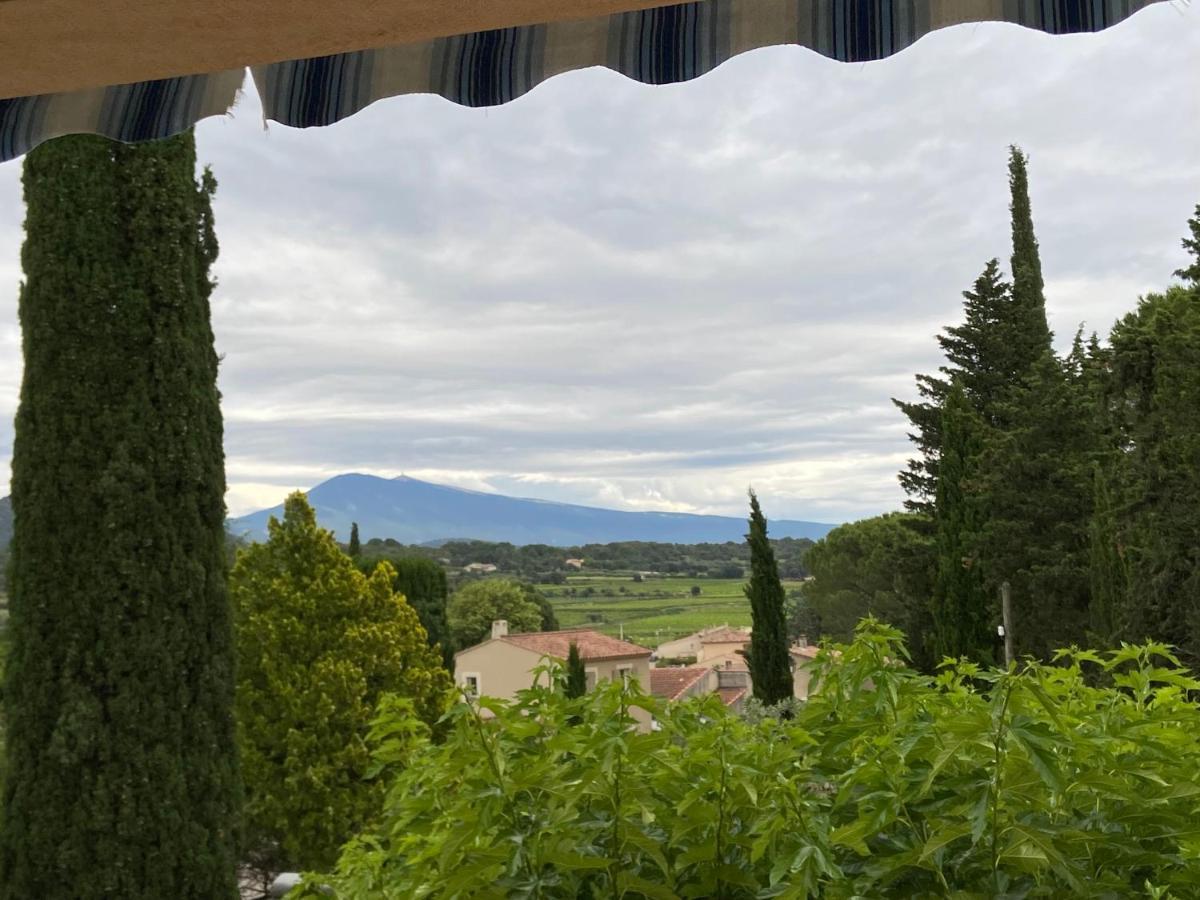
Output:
1 5 1198 524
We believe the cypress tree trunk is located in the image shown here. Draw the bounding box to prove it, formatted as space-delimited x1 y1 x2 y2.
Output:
744 491 793 706
0 134 239 898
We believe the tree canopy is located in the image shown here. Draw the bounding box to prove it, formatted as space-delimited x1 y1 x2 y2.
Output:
447 579 545 650
232 492 451 872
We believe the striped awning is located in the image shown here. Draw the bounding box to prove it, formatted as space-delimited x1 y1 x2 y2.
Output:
0 0 1170 162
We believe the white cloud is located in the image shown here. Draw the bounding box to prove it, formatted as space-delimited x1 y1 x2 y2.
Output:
0 5 1197 523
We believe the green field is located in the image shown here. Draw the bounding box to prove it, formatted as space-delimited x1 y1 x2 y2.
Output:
541 575 803 649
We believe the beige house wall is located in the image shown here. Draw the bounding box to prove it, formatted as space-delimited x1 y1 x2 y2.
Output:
697 639 748 665
656 633 702 660
455 639 652 730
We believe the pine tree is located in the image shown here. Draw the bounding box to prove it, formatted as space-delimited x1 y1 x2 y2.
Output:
348 521 361 557
1174 204 1200 285
743 491 793 706
894 261 1013 510
895 147 1054 514
0 134 239 898
564 642 587 700
929 384 993 663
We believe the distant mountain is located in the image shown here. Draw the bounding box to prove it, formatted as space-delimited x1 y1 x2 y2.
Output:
227 474 837 546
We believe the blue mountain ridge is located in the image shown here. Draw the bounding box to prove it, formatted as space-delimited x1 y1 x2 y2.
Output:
226 474 837 546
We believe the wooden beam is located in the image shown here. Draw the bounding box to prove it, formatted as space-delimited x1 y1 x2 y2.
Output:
0 0 673 100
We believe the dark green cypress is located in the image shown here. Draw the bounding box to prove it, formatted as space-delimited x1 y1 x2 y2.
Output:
389 557 453 669
0 134 239 898
743 491 793 706
564 642 587 700
1007 146 1053 366
348 522 361 558
1088 464 1128 647
930 384 993 664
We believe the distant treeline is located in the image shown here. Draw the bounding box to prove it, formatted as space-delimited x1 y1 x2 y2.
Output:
359 536 814 581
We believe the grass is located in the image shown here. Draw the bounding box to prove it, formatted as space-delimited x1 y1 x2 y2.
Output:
540 575 803 649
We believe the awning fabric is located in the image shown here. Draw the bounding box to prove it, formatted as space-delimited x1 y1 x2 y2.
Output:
0 0 1168 163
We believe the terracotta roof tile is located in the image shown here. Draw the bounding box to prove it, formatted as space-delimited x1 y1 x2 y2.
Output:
717 687 747 707
700 626 752 644
649 667 710 701
790 644 822 660
501 629 650 661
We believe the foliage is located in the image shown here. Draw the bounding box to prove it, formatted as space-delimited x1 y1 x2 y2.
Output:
930 384 993 664
348 522 361 558
361 537 814 581
305 621 1200 898
1102 285 1200 665
0 133 239 899
232 493 451 872
368 556 453 669
743 492 793 706
520 582 560 632
563 643 587 700
1174 203 1200 285
801 513 935 671
447 579 544 649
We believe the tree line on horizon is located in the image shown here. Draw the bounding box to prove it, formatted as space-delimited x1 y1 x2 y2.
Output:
800 147 1200 672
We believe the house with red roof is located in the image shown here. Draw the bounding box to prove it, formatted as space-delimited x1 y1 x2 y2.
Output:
454 620 653 730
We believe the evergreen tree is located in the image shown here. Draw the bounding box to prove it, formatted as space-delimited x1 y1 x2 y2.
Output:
564 642 587 700
232 493 451 872
1006 146 1053 365
895 146 1053 514
1088 464 1128 647
447 579 543 649
894 261 1013 510
1174 204 1200 286
0 134 239 898
929 384 993 664
387 556 453 669
1105 285 1200 664
978 353 1095 659
348 521 361 558
743 491 793 706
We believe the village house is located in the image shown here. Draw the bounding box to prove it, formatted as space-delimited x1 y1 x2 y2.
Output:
655 624 820 703
564 558 584 569
649 665 749 714
454 620 653 730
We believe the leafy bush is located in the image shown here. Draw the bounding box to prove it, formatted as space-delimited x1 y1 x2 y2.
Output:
302 621 1200 898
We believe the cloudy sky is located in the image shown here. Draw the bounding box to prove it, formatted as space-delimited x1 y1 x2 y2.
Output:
1 5 1198 524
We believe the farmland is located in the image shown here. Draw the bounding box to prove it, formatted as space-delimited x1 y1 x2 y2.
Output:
539 574 805 649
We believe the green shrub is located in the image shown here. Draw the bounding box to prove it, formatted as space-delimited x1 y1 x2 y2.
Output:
303 621 1200 898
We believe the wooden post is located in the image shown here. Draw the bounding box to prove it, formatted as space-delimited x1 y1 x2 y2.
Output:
1000 581 1014 667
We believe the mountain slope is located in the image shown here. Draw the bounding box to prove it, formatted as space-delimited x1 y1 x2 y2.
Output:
227 474 836 546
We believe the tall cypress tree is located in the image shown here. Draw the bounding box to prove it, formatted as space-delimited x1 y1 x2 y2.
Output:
929 384 992 663
564 642 587 700
348 521 361 558
0 134 239 898
743 491 793 706
895 147 1054 514
1006 146 1053 366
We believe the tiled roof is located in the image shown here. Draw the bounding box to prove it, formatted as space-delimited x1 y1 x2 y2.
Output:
501 629 650 661
649 667 710 701
717 687 747 707
700 626 751 644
